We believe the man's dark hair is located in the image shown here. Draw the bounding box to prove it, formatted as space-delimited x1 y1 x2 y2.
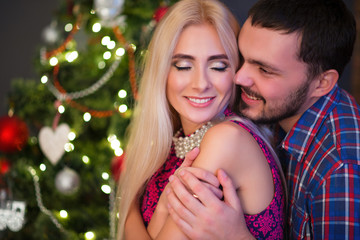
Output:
248 0 356 79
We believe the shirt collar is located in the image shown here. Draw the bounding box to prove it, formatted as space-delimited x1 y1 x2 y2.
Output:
281 84 340 162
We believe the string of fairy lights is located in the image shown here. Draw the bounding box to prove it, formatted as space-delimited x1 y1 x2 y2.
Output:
27 2 143 239
40 12 137 119
38 10 137 156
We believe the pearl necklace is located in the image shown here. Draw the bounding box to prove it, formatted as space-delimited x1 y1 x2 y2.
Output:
173 122 213 159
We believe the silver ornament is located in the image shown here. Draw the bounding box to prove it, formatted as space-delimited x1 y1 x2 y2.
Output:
55 167 80 195
94 0 125 21
42 21 60 44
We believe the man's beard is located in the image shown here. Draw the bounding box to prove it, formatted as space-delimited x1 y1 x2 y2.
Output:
234 80 310 124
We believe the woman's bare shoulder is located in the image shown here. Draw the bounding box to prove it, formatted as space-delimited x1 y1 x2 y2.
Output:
201 120 264 159
194 120 268 173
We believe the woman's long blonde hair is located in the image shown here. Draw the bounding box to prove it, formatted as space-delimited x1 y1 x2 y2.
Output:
116 0 240 238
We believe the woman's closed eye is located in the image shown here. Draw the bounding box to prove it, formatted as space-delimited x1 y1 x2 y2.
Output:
172 60 192 71
209 61 229 72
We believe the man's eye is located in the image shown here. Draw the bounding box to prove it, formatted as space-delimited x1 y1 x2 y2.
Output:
173 61 192 71
210 61 229 72
260 67 272 74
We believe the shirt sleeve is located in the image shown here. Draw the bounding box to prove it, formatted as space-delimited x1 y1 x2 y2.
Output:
312 162 360 239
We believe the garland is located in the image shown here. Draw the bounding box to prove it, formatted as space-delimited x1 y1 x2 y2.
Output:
52 65 119 118
28 166 116 238
43 15 138 118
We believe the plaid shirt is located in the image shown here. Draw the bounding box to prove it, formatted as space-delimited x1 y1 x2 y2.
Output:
278 84 360 239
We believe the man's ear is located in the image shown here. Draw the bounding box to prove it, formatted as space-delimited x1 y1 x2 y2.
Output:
312 69 339 97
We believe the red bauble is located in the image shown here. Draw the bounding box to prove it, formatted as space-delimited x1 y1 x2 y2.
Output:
0 116 29 153
153 6 169 22
0 158 11 174
111 153 126 182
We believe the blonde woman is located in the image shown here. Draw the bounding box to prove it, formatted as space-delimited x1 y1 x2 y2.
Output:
117 0 285 239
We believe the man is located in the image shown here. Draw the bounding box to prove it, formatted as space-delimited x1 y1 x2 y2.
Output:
165 0 360 239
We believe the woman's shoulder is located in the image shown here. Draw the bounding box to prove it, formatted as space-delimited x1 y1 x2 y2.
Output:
195 119 269 174
202 120 260 151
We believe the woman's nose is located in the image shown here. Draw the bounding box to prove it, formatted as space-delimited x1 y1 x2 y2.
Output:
192 69 212 91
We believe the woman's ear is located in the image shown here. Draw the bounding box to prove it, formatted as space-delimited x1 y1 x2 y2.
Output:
312 69 339 97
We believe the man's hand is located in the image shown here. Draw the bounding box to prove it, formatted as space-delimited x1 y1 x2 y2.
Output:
157 148 212 209
173 148 223 199
166 168 254 240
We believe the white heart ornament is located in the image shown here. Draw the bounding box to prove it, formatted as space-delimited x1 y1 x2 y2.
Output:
38 123 70 165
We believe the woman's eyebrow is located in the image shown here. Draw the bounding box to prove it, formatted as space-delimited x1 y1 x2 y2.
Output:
172 54 194 60
208 54 228 61
172 54 228 61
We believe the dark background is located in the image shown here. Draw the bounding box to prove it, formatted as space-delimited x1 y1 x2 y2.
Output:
0 0 355 116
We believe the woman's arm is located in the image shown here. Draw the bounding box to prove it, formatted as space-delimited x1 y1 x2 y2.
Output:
146 184 171 238
124 126 237 240
147 149 221 238
152 121 275 239
124 188 187 240
124 199 152 240
148 168 223 239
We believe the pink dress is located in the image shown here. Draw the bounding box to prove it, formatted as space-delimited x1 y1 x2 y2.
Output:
141 111 285 239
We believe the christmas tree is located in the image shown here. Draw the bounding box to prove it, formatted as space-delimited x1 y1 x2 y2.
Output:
0 0 173 239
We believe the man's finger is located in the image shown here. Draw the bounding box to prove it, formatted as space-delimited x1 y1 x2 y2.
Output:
179 170 222 208
201 182 223 199
217 169 241 211
168 175 204 214
178 167 220 189
166 187 195 230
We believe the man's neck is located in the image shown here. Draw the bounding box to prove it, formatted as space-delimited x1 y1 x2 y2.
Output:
278 114 302 133
279 95 322 133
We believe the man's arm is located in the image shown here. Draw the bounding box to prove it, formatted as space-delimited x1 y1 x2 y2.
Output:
312 163 360 239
